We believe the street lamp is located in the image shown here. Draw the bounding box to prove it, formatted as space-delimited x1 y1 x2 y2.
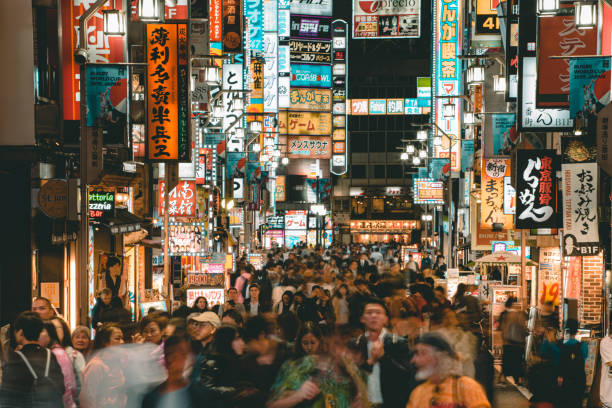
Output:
416 129 428 141
575 1 597 29
103 10 125 36
419 150 427 159
406 144 415 154
537 0 560 15
443 101 455 118
412 156 421 166
204 66 221 86
401 152 409 161
464 112 476 125
281 157 289 165
433 135 442 146
466 65 484 85
138 0 162 21
493 75 507 94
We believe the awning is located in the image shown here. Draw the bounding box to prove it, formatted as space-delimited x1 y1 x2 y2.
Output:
103 209 146 235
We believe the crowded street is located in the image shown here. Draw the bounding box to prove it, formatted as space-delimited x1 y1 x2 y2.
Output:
0 0 611 407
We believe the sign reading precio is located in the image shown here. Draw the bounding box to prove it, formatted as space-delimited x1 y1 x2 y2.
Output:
290 15 332 40
353 0 421 39
290 40 332 64
291 64 332 88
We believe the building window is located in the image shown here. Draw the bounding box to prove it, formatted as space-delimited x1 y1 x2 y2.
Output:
370 132 386 152
351 133 368 152
351 165 366 178
373 165 386 178
388 165 403 178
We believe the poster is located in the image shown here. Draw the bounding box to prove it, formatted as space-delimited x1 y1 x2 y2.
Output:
515 150 560 229
287 136 332 159
85 65 128 145
562 163 600 256
537 14 598 108
481 158 514 229
352 0 421 38
491 113 516 156
169 225 202 254
226 152 246 178
569 57 611 119
158 180 196 217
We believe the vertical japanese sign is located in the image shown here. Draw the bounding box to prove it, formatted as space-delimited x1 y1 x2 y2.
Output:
223 0 242 53
562 163 600 256
147 24 179 161
515 150 560 229
352 0 421 39
60 0 125 120
246 0 263 53
569 57 611 119
85 65 128 145
210 0 223 42
263 33 278 112
505 0 518 100
247 58 264 119
481 158 513 229
223 63 245 152
433 0 461 172
159 180 196 216
539 247 561 306
331 19 348 175
177 24 189 161
537 14 598 108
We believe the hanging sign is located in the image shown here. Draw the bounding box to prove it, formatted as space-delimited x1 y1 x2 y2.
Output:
290 0 332 16
289 40 332 64
413 178 445 204
88 191 115 219
290 88 332 111
562 163 600 256
290 64 332 88
569 57 611 119
159 180 196 217
286 111 332 135
222 0 242 53
481 158 513 230
475 0 500 34
210 0 223 42
287 136 332 158
290 15 332 40
515 150 560 229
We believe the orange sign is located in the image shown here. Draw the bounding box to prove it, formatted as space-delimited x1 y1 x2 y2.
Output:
481 158 514 229
285 112 332 135
210 0 222 42
333 142 346 154
351 99 368 115
147 24 179 160
287 136 332 159
275 175 286 202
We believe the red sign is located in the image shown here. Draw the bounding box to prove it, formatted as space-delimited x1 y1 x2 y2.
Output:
537 14 597 107
565 256 582 299
187 288 225 306
210 0 223 42
60 0 125 120
159 180 196 216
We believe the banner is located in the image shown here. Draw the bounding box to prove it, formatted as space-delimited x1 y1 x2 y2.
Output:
291 64 332 88
289 40 332 64
85 65 128 145
290 88 332 111
515 150 560 229
491 113 516 156
159 180 196 216
537 14 598 107
223 0 242 53
461 140 474 172
147 24 180 161
352 0 421 39
286 112 332 135
290 15 332 40
210 0 223 42
263 33 278 112
562 163 600 256
290 0 332 16
60 0 125 120
569 56 611 119
287 136 331 159
245 0 263 53
481 158 513 229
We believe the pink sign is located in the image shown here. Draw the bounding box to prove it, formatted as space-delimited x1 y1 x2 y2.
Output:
187 288 225 306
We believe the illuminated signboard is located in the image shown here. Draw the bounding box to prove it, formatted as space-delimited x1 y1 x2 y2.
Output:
352 0 421 39
88 191 115 219
290 88 332 111
289 40 332 64
290 0 332 16
187 288 225 306
413 178 444 204
291 64 332 88
331 19 348 176
286 112 332 135
480 158 513 230
369 99 387 115
285 210 308 229
288 136 332 159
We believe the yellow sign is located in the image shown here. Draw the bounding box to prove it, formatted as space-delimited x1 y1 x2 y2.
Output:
275 175 286 202
279 111 332 135
289 88 332 111
481 158 514 230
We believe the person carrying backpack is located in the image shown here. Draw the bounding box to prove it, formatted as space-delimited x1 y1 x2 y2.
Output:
557 319 587 408
0 311 65 408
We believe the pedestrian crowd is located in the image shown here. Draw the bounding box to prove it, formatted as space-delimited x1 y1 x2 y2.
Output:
0 243 594 407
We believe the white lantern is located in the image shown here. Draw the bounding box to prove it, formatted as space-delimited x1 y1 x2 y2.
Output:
249 121 263 133
419 150 427 159
443 102 455 118
103 10 125 36
575 1 597 29
464 112 475 125
400 152 409 161
204 66 221 86
252 143 261 153
281 157 289 165
493 75 507 93
537 0 560 15
412 156 421 166
433 136 442 146
138 0 162 21
416 129 428 140
406 144 415 153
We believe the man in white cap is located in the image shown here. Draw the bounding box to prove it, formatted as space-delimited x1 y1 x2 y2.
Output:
407 332 490 408
188 311 221 382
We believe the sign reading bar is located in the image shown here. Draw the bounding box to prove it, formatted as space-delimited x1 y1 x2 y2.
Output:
287 136 332 159
289 40 332 64
413 178 444 204
290 88 332 111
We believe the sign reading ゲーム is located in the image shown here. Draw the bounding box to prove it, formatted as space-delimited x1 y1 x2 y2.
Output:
88 191 115 219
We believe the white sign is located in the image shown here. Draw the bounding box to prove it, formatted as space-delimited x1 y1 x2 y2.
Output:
187 288 225 307
234 178 244 199
290 0 332 16
520 57 573 130
278 76 290 108
285 210 308 229
222 63 244 147
562 163 599 256
503 176 515 215
263 33 278 112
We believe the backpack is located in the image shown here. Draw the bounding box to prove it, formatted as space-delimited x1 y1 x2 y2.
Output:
558 342 586 383
15 348 62 407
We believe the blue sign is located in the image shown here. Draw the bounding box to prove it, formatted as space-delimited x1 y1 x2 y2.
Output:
491 113 516 156
569 57 611 119
461 140 474 173
245 0 263 53
369 99 386 115
290 64 332 88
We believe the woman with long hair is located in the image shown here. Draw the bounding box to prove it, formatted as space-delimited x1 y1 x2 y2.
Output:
191 296 209 314
80 323 126 408
50 317 87 401
332 284 350 325
274 290 294 314
39 321 78 407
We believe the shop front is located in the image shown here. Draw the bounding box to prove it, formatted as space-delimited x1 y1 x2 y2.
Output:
350 220 420 244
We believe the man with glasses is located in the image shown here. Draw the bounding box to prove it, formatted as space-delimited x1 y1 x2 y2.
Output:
188 311 220 382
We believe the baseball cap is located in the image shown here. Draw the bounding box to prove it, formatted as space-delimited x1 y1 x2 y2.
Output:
416 332 457 358
188 311 221 328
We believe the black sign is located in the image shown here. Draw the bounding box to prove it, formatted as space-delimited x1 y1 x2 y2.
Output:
515 150 561 229
88 191 115 219
475 13 500 35
289 40 332 64
505 0 518 101
267 216 285 229
222 0 242 53
290 15 332 40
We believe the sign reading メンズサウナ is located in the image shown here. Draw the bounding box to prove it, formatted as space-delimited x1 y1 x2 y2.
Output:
287 136 332 159
352 0 421 39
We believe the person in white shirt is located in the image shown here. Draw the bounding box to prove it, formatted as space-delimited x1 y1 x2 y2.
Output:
600 333 612 407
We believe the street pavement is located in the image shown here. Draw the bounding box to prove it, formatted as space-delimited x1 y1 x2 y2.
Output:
494 381 530 408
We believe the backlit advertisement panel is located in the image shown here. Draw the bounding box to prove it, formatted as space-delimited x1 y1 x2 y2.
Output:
290 88 332 111
413 178 445 204
291 64 332 88
352 0 421 39
290 15 332 40
290 0 332 16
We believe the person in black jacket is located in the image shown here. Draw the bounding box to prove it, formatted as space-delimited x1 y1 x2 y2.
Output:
0 311 65 408
141 334 213 408
351 298 417 408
